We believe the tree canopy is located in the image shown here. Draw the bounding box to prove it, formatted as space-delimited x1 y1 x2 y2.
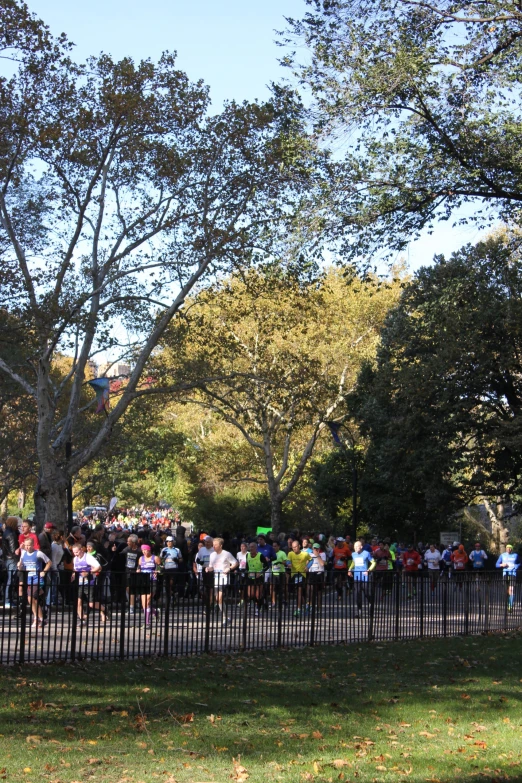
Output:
0 0 327 526
352 230 522 541
283 0 522 261
159 266 401 531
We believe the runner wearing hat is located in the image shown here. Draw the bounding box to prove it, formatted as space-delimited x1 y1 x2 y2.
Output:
161 536 182 603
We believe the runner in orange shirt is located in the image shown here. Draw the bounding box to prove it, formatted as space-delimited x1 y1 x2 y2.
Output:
451 544 469 590
332 537 352 601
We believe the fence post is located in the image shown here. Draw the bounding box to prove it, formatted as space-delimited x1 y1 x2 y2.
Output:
241 578 249 651
119 573 126 660
484 574 489 633
310 581 317 647
394 572 400 641
163 578 171 658
368 574 375 642
18 571 27 665
276 574 283 648
464 576 470 635
70 572 78 663
502 575 507 630
442 577 447 638
419 574 424 639
204 578 211 654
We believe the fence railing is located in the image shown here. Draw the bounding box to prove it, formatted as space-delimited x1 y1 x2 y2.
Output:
0 569 520 664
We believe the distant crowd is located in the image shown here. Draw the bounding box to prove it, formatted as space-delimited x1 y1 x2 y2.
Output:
1 508 520 630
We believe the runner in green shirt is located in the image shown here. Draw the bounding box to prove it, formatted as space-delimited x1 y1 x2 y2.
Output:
270 541 288 608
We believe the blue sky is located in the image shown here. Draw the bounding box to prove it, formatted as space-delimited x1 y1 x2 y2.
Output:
31 0 305 109
31 0 487 268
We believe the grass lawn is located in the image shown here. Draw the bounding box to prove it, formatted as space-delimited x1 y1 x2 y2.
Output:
1 633 521 783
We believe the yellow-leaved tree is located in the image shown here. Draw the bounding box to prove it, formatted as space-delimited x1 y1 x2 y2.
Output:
159 266 402 532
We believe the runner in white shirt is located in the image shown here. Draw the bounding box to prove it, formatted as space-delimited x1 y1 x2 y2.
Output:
18 538 51 628
236 542 248 572
207 537 237 626
424 544 442 591
306 543 326 612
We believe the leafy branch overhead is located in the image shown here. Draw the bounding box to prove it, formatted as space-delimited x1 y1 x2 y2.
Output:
282 0 522 262
0 0 329 525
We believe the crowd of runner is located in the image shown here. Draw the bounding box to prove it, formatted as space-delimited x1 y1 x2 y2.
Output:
1 511 520 630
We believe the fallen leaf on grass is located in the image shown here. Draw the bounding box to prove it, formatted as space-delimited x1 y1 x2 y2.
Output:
26 735 42 744
136 741 147 749
460 693 470 700
23 769 31 774
375 765 387 772
231 756 249 782
419 732 436 738
142 688 150 693
474 741 487 749
29 700 45 711
171 713 194 724
331 760 350 769
312 731 323 739
84 710 98 716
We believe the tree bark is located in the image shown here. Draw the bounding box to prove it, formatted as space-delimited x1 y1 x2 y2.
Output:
482 496 510 553
269 493 283 535
37 468 68 531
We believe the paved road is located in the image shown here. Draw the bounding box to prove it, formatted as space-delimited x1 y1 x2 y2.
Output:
1 580 520 663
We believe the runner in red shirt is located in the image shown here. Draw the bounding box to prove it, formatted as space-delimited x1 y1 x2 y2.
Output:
373 540 392 597
17 519 39 554
402 544 421 598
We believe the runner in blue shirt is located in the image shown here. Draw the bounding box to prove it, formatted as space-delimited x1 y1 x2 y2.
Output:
496 545 520 611
348 541 375 618
469 543 488 569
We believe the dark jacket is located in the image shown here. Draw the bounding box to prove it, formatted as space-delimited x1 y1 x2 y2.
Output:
2 527 18 561
38 531 53 559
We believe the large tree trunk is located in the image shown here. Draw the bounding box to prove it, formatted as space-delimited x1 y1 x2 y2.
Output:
38 467 68 530
0 489 7 518
482 496 510 553
269 493 283 535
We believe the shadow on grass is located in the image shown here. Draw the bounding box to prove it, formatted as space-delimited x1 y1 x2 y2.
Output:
0 633 521 783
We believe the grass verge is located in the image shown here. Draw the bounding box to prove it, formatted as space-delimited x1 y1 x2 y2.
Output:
1 633 521 783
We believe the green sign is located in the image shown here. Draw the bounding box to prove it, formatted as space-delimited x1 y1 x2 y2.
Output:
256 526 272 536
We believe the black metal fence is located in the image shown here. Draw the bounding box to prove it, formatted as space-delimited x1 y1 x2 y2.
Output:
0 569 520 664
